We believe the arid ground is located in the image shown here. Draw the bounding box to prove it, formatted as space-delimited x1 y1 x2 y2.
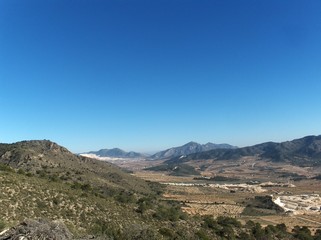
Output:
111 157 321 234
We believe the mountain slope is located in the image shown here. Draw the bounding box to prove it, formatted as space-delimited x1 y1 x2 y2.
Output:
1 140 254 239
150 141 237 160
166 135 321 166
0 140 151 194
85 148 146 158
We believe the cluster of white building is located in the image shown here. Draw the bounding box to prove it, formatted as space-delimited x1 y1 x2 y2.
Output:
273 194 321 215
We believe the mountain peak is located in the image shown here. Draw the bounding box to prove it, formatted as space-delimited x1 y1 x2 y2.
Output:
150 141 237 160
185 141 199 145
165 135 321 166
85 148 146 158
0 140 81 173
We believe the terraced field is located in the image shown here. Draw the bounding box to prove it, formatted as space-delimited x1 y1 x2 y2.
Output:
182 203 244 217
135 170 321 233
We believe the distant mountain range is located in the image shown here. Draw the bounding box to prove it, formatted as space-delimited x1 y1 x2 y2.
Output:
78 135 321 165
150 141 237 160
81 142 237 160
166 135 321 166
84 148 146 158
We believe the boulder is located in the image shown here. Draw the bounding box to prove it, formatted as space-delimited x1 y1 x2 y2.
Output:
0 219 73 240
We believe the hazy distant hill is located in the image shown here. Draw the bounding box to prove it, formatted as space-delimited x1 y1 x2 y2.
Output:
150 141 237 160
166 135 321 166
84 148 146 158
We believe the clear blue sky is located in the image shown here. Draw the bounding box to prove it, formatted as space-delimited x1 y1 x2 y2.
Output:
1 0 321 153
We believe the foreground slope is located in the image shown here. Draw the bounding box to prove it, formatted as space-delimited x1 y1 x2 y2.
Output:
0 140 188 238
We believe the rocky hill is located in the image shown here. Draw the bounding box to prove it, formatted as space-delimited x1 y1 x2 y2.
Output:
166 135 321 166
0 140 187 238
0 140 151 193
150 141 237 160
0 219 73 240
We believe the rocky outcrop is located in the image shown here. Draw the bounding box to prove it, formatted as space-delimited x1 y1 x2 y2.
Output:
0 219 73 240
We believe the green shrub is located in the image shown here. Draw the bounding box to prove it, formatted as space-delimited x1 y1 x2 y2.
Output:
292 226 313 240
36 170 46 178
52 197 60 205
147 181 164 196
122 224 160 240
90 220 121 239
48 174 60 182
70 181 82 190
195 230 210 240
239 232 253 240
0 220 5 231
25 172 34 177
159 227 175 238
17 168 25 174
114 191 136 203
152 204 186 221
217 225 235 239
202 215 218 229
0 163 14 172
276 223 287 233
251 222 265 239
136 196 154 213
217 216 241 228
36 200 47 209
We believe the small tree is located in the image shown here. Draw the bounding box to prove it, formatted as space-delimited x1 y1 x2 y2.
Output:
292 226 313 240
252 222 265 240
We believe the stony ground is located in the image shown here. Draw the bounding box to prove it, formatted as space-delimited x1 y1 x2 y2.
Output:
0 171 149 237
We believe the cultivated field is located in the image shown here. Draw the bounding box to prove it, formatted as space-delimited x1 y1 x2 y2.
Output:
109 157 321 233
134 172 321 233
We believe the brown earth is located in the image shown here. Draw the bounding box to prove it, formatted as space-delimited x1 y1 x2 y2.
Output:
115 158 321 233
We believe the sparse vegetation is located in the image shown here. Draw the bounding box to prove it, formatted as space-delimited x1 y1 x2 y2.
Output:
242 195 284 216
2 140 321 239
152 201 187 221
0 163 14 172
147 163 200 176
0 219 6 232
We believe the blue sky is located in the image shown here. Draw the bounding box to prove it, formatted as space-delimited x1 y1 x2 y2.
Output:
1 0 321 153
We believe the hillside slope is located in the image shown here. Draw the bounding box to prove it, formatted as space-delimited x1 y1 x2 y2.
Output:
0 140 151 194
0 140 189 238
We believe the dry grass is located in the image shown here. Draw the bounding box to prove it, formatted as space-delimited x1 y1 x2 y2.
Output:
0 171 147 236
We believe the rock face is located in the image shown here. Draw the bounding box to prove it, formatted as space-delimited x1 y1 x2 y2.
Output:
0 219 73 240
